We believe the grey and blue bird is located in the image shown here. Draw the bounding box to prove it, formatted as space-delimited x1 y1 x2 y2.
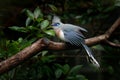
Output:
51 15 100 67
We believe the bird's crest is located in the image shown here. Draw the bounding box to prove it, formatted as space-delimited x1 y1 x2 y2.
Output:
52 15 61 23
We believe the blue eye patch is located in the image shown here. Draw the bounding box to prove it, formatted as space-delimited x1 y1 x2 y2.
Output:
51 23 60 26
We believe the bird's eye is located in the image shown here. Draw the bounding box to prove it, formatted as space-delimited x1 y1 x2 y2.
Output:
52 23 60 26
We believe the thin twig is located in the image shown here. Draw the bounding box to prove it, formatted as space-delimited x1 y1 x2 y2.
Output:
105 40 120 47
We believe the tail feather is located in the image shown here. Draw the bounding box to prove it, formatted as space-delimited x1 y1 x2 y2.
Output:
81 42 100 67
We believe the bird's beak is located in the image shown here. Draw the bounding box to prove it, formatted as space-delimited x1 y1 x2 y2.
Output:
51 23 54 26
51 24 53 26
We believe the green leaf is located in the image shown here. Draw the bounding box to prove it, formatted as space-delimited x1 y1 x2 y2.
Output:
9 26 28 33
55 64 63 69
40 20 49 29
18 37 23 43
55 69 62 78
63 64 70 74
41 55 55 63
44 30 55 36
108 66 114 74
75 75 87 80
36 18 43 22
41 51 48 56
26 17 32 26
34 7 43 19
9 26 20 30
49 4 57 12
26 10 34 20
115 0 120 6
103 7 114 12
36 33 44 38
69 65 82 74
92 44 105 51
27 26 37 30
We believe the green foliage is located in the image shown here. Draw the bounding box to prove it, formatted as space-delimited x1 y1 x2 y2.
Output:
0 38 34 59
92 44 105 51
49 4 58 12
9 7 55 39
54 64 86 80
78 3 115 25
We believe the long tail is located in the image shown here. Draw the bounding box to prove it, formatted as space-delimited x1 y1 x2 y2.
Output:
81 42 100 67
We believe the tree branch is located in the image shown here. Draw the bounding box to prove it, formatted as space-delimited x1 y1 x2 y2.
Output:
85 17 120 46
105 40 120 47
0 17 120 75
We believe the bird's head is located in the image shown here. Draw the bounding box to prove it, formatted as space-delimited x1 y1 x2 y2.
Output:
51 15 63 29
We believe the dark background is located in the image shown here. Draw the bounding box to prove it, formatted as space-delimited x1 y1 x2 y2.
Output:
0 0 120 80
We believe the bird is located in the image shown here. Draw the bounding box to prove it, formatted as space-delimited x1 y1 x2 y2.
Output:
51 15 100 67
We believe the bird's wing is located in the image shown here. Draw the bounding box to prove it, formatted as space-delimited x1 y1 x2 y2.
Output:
62 25 86 38
63 29 85 46
64 24 88 32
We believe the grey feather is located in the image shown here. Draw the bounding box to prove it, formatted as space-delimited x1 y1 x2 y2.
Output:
64 24 87 32
52 15 61 23
63 30 83 45
81 42 100 67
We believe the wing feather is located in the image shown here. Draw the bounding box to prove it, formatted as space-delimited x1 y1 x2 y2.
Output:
63 24 87 32
63 30 84 46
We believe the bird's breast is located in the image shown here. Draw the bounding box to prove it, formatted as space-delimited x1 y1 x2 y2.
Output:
55 28 65 41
